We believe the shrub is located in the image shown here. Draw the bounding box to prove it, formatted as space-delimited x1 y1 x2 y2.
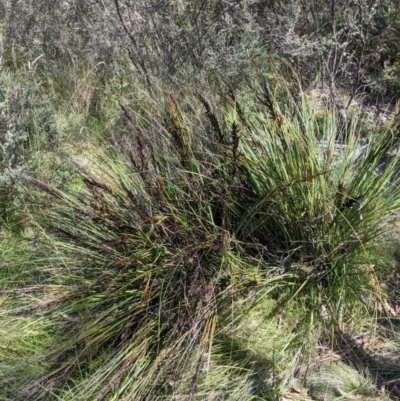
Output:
0 70 60 234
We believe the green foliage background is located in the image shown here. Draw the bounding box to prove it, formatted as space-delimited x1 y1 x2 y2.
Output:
1 1 400 400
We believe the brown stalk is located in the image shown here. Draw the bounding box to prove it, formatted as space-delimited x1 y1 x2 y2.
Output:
197 93 223 143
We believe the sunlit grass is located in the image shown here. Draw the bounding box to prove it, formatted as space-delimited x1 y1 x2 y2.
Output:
2 62 400 400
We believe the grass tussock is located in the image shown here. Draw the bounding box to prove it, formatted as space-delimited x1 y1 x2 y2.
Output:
308 361 378 401
2 65 400 401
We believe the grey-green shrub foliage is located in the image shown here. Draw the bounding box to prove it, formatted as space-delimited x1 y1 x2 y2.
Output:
4 0 399 95
0 74 58 178
0 71 59 232
3 0 269 83
0 75 29 189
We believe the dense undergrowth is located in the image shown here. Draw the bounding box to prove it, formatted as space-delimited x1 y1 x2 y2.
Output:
2 1 400 400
